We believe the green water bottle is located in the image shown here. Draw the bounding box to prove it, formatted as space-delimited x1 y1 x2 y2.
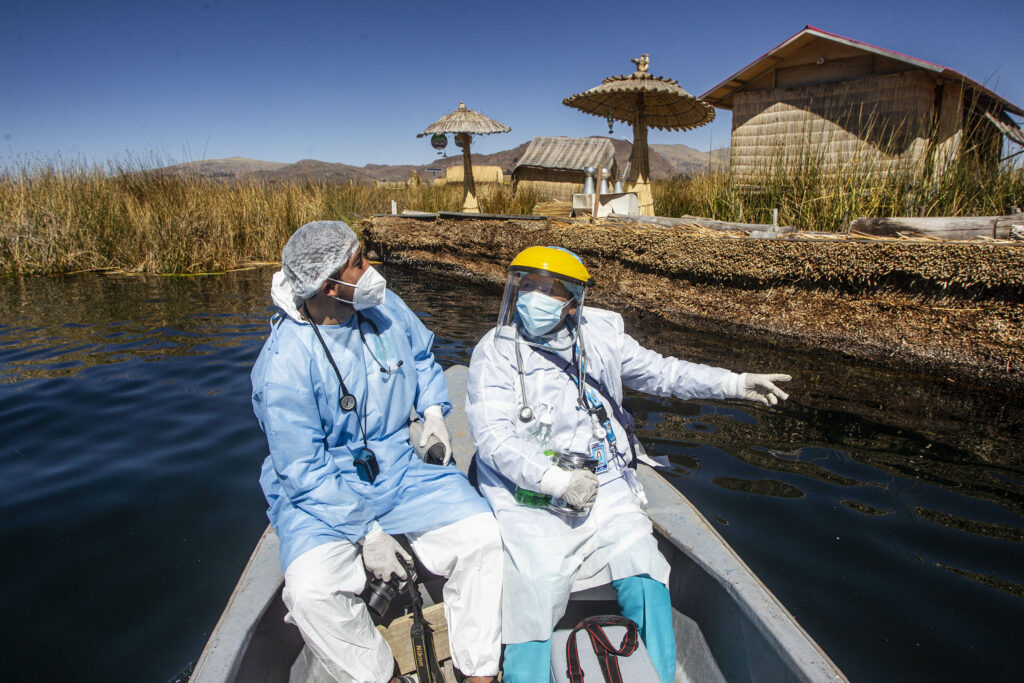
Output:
514 450 556 507
514 487 552 507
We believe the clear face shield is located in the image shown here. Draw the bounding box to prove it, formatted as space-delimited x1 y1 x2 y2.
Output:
495 269 587 351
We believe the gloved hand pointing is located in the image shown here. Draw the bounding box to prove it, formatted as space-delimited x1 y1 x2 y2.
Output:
360 526 413 582
420 405 453 465
723 372 791 406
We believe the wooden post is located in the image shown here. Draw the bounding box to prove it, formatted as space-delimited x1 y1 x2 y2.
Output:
627 93 654 216
592 164 602 223
458 133 480 214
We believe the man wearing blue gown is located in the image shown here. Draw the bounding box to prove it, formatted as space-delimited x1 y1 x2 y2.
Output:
251 221 502 683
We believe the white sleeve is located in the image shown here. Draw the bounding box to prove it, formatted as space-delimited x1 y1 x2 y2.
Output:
618 331 736 401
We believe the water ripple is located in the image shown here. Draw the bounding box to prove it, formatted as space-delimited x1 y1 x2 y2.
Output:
0 267 1022 682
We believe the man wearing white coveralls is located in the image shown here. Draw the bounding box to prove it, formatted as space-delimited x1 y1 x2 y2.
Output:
251 221 502 682
466 246 791 683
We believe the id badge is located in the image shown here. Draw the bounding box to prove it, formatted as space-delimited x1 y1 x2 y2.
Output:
590 440 608 474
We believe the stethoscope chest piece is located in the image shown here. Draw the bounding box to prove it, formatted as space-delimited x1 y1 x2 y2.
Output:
518 405 534 422
340 394 357 412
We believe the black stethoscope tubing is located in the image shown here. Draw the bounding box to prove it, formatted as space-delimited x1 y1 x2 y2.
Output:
302 303 370 447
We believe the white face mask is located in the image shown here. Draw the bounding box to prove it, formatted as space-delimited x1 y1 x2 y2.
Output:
327 266 387 310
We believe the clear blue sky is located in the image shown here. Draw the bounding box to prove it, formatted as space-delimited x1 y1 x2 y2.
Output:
2 0 1021 167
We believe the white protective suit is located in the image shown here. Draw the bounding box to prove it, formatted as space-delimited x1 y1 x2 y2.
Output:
466 306 737 644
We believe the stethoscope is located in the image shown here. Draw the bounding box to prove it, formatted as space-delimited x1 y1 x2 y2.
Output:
302 304 402 415
302 304 408 484
355 313 404 376
513 341 535 422
512 324 591 424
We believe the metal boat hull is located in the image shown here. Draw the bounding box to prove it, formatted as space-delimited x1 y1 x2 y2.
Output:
192 366 845 682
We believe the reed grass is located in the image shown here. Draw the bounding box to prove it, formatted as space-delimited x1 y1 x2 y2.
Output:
656 107 1024 229
654 160 1023 230
2 144 1021 275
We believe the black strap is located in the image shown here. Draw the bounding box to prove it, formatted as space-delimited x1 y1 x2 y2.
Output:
400 557 445 683
531 346 639 467
565 616 640 683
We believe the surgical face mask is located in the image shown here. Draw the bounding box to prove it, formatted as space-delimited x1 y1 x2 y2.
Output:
327 266 387 310
516 291 569 337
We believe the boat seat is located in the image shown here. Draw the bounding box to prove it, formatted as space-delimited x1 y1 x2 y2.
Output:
570 583 619 601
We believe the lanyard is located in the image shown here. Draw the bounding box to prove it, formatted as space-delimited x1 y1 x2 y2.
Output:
530 343 638 467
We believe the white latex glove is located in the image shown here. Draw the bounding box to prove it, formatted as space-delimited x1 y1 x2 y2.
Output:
360 525 413 582
538 467 599 510
420 405 453 465
722 372 792 406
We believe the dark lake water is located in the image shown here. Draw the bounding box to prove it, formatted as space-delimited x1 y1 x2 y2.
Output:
1 265 1021 682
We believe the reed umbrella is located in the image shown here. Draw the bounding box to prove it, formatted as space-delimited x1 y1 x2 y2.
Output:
563 55 714 215
418 102 510 213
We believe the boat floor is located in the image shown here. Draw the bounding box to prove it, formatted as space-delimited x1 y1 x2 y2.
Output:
192 366 844 683
284 610 724 683
283 537 726 683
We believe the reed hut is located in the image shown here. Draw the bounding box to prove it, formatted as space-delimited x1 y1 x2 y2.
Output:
701 26 1024 181
512 137 617 202
438 165 505 186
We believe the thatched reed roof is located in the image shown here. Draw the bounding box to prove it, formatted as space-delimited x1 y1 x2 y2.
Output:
986 111 1024 147
702 25 1024 118
514 137 616 172
417 102 511 137
563 56 715 131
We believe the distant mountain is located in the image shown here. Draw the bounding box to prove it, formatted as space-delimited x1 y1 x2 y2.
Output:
251 159 379 184
163 157 289 179
160 139 728 184
650 144 730 175
363 141 534 182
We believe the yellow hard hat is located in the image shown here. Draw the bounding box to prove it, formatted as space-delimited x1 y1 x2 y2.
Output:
509 246 594 287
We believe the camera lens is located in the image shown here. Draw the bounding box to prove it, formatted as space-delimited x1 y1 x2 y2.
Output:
366 577 398 619
425 443 447 465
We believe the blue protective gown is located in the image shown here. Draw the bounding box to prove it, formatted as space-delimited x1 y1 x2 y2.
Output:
252 290 490 570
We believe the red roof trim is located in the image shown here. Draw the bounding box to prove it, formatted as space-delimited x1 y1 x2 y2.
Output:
802 25 948 72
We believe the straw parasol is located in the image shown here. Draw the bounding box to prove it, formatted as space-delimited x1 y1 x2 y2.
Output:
418 102 510 213
563 55 714 215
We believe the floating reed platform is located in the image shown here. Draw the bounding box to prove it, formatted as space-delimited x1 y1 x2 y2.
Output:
361 215 1024 391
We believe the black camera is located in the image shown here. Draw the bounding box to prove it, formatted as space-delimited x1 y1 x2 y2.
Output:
365 563 419 619
423 442 448 466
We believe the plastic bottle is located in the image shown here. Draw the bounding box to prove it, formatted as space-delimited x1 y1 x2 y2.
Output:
514 450 556 507
514 488 552 507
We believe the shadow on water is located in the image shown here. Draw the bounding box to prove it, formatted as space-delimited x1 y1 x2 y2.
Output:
0 265 1021 682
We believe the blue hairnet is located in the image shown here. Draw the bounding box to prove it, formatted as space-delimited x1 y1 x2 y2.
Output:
281 221 360 300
